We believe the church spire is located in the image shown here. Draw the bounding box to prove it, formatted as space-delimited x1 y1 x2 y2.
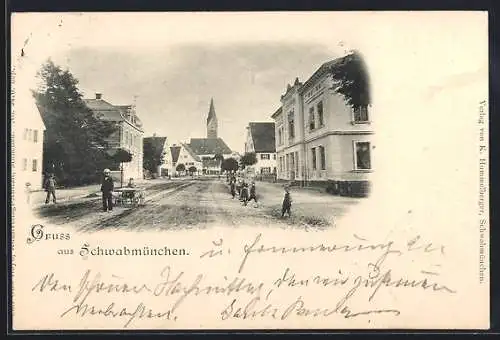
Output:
206 98 218 138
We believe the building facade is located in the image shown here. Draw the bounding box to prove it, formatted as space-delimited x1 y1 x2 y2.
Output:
176 143 203 175
244 122 277 175
14 90 46 190
84 93 144 181
271 57 373 196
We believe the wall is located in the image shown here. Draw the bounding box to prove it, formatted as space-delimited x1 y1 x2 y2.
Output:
120 121 144 180
16 127 45 190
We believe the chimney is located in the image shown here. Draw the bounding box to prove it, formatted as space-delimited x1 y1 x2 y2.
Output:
95 93 102 100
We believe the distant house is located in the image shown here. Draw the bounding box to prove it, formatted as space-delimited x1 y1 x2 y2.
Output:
185 98 233 175
143 135 171 177
188 138 232 175
15 90 46 190
84 93 144 180
173 143 202 175
244 122 276 175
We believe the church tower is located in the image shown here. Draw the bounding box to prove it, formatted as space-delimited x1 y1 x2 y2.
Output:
206 98 218 139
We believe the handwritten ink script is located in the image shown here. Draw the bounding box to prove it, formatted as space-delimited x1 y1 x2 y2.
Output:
30 233 454 328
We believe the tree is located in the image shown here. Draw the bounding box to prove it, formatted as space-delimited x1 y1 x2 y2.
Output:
239 152 257 169
221 157 239 172
176 163 186 174
213 153 224 173
328 50 371 110
33 59 117 186
110 148 132 187
143 139 165 176
188 166 197 175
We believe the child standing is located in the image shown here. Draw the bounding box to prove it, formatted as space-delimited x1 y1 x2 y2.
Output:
230 178 236 199
281 185 292 217
248 182 258 203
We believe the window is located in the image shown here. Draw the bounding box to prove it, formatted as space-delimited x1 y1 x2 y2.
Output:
288 111 295 139
261 167 271 174
319 146 326 170
295 152 299 173
311 147 317 170
273 154 276 160
22 158 27 171
309 107 315 131
28 129 33 141
278 128 283 145
261 154 270 160
32 159 38 172
354 141 371 170
317 101 324 127
33 130 38 143
353 106 369 123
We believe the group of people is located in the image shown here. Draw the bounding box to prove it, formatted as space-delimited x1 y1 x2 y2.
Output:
229 176 258 206
227 174 292 217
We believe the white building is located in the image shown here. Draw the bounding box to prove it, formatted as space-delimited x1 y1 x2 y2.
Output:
14 89 46 191
244 122 277 175
172 143 202 176
271 55 374 197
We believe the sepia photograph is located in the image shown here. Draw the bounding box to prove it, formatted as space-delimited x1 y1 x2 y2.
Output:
10 11 489 331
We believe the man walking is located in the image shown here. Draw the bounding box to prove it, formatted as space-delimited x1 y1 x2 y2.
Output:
248 181 258 204
44 173 57 204
101 168 114 212
281 185 292 217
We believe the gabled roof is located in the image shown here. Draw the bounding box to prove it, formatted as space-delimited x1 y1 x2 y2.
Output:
270 106 283 119
298 57 345 94
181 143 202 162
84 98 143 129
188 138 232 155
83 98 125 121
143 136 167 159
170 145 181 163
248 122 276 153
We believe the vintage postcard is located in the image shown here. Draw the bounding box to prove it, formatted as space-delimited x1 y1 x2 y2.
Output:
10 11 489 330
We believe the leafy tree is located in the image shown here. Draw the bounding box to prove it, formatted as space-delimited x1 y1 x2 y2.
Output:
221 157 239 172
143 139 166 175
328 50 371 110
33 59 117 186
176 163 186 173
110 148 132 187
239 152 257 169
188 166 197 174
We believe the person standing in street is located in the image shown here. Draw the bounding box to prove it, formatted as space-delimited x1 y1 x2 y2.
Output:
101 168 114 212
230 178 236 199
240 181 249 206
44 173 57 204
281 185 292 217
248 181 258 204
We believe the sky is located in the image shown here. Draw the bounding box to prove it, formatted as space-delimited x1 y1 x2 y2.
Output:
12 12 353 153
56 42 336 153
12 11 487 155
